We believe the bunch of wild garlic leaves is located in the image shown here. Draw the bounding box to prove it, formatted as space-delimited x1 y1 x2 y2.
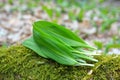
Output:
23 21 98 66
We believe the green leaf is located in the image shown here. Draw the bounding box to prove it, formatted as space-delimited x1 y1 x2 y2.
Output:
22 36 47 58
105 44 120 53
33 21 87 44
94 41 103 50
22 21 98 66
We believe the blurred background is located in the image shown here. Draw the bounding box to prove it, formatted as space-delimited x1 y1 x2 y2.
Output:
0 0 120 54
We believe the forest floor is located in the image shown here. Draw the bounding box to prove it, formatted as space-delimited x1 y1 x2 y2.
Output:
0 0 120 54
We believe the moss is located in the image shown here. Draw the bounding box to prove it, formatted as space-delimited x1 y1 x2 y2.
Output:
0 45 120 80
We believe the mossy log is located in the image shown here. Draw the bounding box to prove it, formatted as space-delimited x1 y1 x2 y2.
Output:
0 45 120 80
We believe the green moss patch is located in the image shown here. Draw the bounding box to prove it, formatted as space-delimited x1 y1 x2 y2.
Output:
0 45 120 80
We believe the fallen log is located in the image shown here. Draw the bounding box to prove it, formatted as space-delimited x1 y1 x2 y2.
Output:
0 45 120 80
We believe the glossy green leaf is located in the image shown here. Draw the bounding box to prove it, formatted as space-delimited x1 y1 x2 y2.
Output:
22 21 98 66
